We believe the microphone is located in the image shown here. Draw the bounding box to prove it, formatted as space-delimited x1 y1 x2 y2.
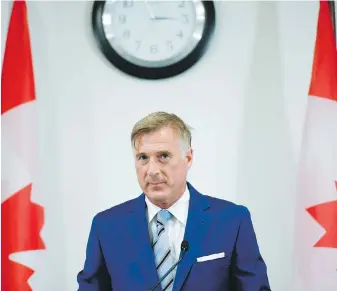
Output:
149 240 189 291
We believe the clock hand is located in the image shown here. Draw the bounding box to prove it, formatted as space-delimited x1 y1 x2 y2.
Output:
152 16 179 20
144 0 155 19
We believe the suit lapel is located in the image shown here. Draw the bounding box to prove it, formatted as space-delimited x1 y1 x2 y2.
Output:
124 194 160 290
172 183 211 291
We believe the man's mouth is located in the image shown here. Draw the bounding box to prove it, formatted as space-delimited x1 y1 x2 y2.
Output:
149 182 165 185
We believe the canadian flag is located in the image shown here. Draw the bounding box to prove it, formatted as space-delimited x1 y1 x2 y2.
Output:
295 1 337 290
1 1 45 290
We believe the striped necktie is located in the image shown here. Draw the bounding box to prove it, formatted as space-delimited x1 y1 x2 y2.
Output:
152 209 174 291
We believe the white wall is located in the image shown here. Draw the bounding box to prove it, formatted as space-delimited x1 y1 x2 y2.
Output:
1 1 320 290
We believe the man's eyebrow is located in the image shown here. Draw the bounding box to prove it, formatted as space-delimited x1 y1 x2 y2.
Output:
135 150 171 157
157 150 171 155
135 152 147 158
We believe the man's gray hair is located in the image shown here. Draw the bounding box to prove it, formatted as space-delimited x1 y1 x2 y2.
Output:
131 111 193 151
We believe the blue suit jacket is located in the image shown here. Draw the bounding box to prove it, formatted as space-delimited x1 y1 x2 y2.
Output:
77 182 271 291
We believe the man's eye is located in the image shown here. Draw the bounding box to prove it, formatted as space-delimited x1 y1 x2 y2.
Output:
138 155 147 160
161 154 169 159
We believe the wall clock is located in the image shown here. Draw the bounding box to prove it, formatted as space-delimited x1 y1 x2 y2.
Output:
92 0 215 79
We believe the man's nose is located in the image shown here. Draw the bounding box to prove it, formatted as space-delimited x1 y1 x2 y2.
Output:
147 159 160 177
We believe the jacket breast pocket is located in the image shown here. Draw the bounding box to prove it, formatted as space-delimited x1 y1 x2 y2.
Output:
184 256 231 291
195 256 230 268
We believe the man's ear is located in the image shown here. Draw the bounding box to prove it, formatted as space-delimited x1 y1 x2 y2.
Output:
186 147 193 168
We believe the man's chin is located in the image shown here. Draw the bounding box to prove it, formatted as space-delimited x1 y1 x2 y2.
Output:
149 195 172 208
146 188 170 201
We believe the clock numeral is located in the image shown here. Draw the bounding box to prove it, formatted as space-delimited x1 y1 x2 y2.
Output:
135 41 141 50
150 45 158 54
119 14 127 24
123 0 133 8
182 14 188 23
176 30 183 38
178 0 185 8
166 41 173 50
123 30 130 39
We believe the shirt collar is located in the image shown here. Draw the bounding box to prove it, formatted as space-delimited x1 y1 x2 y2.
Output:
145 185 190 225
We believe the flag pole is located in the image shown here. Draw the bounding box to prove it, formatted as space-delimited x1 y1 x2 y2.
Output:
328 0 336 35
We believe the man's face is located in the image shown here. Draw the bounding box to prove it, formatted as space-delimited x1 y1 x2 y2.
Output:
134 126 193 208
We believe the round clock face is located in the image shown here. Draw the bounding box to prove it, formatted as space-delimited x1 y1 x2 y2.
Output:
92 0 215 79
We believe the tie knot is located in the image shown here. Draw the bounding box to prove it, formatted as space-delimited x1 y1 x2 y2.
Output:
157 209 172 225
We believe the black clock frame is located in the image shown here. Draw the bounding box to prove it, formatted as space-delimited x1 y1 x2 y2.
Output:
92 0 216 80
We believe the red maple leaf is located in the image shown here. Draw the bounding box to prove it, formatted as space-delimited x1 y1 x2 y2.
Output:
306 181 337 249
1 183 45 290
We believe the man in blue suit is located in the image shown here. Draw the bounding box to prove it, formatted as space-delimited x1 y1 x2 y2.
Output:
77 112 271 291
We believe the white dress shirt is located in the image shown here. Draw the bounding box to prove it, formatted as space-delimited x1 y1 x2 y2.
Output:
145 185 190 277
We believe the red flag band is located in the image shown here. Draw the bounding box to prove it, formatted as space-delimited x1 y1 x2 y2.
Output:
295 1 337 290
1 1 45 290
